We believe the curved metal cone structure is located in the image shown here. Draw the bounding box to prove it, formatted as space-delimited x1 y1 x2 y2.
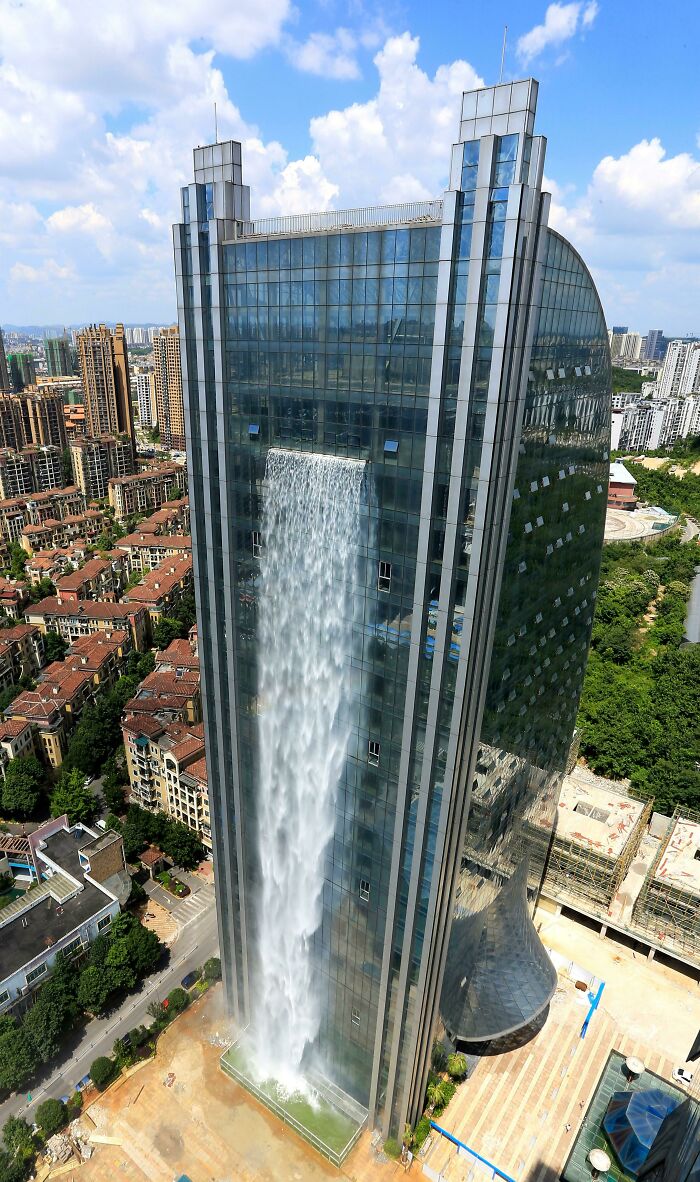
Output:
440 859 557 1043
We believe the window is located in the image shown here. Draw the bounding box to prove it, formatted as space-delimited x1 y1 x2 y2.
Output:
26 962 48 985
252 531 262 558
574 802 610 824
63 936 83 957
0 989 9 1007
97 915 112 932
368 740 380 766
359 879 371 902
377 560 391 592
351 1008 361 1026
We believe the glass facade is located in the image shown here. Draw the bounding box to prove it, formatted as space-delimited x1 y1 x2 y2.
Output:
174 77 611 1140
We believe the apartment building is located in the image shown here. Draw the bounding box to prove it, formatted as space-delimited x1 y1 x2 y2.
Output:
0 386 69 451
7 629 131 767
55 556 124 603
114 531 191 575
121 554 192 628
77 324 134 447
0 719 37 776
0 623 45 687
0 447 63 499
134 369 157 428
0 578 30 620
24 487 85 524
20 508 106 554
132 498 189 537
108 464 187 522
44 337 74 379
152 326 185 450
70 435 134 500
25 598 148 651
0 818 124 1018
0 499 30 543
24 546 92 586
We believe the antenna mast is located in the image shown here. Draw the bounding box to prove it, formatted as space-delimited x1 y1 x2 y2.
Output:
499 25 508 84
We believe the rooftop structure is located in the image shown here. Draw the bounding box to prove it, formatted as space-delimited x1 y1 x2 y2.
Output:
25 596 148 651
0 816 123 1015
108 463 187 522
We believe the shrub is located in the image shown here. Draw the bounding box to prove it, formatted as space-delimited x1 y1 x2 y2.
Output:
203 956 221 982
446 1052 467 1079
431 1041 448 1072
35 1098 67 1138
414 1116 431 1149
89 1055 116 1091
166 987 190 1015
383 1138 401 1159
65 1093 82 1119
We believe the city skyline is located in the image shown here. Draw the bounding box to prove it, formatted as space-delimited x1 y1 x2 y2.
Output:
0 1 699 327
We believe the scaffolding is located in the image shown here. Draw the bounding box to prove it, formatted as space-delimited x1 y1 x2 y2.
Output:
530 771 653 913
632 806 700 960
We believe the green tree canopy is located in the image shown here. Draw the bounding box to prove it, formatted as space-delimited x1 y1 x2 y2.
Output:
43 630 68 663
0 1017 38 1093
50 768 98 825
0 756 45 820
35 1099 66 1139
89 1056 115 1091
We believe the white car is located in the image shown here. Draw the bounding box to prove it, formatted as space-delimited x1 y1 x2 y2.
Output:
672 1067 694 1087
84 775 94 787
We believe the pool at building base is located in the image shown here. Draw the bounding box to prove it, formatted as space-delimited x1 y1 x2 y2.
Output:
220 1042 367 1165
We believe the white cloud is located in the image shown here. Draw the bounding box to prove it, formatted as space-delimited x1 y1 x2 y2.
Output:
546 137 700 325
10 260 75 283
309 34 484 207
286 29 361 80
517 2 599 65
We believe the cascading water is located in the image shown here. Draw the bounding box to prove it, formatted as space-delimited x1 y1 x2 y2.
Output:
250 448 366 1092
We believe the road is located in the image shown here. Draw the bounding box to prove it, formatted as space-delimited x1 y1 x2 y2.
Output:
0 899 218 1127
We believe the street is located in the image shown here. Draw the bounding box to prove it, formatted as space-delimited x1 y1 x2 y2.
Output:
0 898 219 1127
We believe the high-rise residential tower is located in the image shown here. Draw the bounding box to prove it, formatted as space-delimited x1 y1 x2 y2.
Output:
0 329 10 394
175 80 611 1145
7 352 36 391
152 326 185 449
77 324 135 448
44 335 74 378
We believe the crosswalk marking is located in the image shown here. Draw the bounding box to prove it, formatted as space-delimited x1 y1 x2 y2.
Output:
175 883 216 928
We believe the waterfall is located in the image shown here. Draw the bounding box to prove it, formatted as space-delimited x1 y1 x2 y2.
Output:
251 447 366 1090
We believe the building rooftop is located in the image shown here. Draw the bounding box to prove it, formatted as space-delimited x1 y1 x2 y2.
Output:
56 557 112 592
27 597 143 621
609 460 637 486
122 556 192 605
555 765 644 857
230 198 444 241
118 532 192 551
653 814 700 893
109 465 179 486
0 822 115 982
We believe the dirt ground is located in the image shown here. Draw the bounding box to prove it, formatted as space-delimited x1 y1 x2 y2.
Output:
66 988 395 1182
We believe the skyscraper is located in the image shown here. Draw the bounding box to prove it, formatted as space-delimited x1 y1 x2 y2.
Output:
7 352 36 391
44 335 74 378
152 326 185 449
77 324 135 447
176 78 611 1145
0 328 10 394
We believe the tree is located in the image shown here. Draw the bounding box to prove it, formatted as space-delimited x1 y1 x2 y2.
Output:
89 1056 115 1092
50 768 98 825
0 756 44 820
425 1079 451 1114
159 820 203 870
27 579 55 606
6 544 27 582
105 939 137 994
35 1098 67 1139
167 481 182 501
43 630 68 663
0 1017 38 1093
124 921 161 977
203 957 221 983
166 987 189 1015
77 965 112 1015
2 1117 34 1167
151 617 183 649
0 1148 31 1182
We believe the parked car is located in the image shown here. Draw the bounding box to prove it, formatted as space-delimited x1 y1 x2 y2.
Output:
673 1066 694 1086
181 971 199 990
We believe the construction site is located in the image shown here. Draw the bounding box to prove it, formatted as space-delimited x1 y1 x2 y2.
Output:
533 766 700 978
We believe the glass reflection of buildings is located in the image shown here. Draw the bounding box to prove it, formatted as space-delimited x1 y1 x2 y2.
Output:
175 78 611 1138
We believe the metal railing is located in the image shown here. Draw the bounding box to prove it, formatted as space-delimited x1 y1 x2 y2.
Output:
238 199 443 238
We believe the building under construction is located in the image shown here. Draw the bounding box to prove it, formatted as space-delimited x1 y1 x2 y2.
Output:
632 807 700 962
530 765 653 913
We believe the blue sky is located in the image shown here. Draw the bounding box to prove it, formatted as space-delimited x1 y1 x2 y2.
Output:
1 0 699 332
